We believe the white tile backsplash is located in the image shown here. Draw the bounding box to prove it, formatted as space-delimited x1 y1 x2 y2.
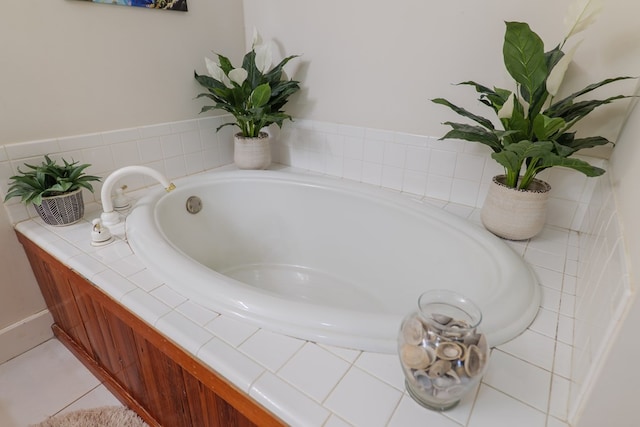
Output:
0 115 234 225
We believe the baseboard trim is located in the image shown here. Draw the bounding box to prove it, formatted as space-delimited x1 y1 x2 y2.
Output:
0 309 53 364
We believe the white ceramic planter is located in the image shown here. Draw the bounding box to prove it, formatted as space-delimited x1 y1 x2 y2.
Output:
233 132 271 170
481 175 551 240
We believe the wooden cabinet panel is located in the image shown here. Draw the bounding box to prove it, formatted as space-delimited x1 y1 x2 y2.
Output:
182 366 255 427
21 239 92 354
16 231 284 427
135 335 195 426
70 279 120 378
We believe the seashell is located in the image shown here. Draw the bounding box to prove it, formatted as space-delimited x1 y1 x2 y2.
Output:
463 332 481 347
454 363 467 378
400 344 433 370
441 320 471 339
464 345 485 377
432 375 456 390
402 317 426 345
436 342 465 360
427 359 452 378
448 319 471 329
442 384 465 398
413 370 433 390
431 313 453 325
445 369 461 384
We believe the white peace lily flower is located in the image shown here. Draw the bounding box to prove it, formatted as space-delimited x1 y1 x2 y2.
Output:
220 73 234 89
564 0 603 40
228 68 248 86
497 93 515 119
205 57 225 81
251 28 263 48
547 41 582 96
254 42 273 74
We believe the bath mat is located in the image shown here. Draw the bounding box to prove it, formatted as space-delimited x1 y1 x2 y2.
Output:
31 406 148 427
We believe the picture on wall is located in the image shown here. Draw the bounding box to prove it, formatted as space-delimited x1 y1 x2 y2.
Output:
78 0 187 12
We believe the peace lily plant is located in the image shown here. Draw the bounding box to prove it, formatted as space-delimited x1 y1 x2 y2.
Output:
194 30 301 138
433 0 634 190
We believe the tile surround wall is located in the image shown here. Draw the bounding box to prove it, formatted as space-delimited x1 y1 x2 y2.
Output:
569 172 630 422
271 119 605 232
0 116 630 424
0 116 237 225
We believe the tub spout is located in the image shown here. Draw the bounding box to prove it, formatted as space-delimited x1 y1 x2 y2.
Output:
100 166 176 225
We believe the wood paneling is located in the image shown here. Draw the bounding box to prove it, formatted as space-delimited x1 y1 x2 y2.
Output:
17 231 284 427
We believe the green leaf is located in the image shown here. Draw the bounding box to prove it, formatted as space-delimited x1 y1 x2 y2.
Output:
4 156 100 205
249 84 271 108
533 114 566 140
431 98 495 130
457 81 511 112
217 53 234 74
491 150 524 176
500 100 529 144
503 22 548 103
540 156 606 177
548 77 635 117
506 139 555 159
549 95 629 124
545 45 565 72
194 49 300 136
564 135 613 150
439 122 503 152
264 55 300 83
194 72 227 91
242 50 262 89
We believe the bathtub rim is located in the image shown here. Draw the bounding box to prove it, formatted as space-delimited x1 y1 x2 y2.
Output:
125 169 541 353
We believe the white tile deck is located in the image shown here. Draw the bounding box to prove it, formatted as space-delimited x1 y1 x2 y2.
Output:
9 167 583 427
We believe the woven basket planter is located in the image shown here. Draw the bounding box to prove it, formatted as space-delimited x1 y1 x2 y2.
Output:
34 188 85 226
481 175 551 240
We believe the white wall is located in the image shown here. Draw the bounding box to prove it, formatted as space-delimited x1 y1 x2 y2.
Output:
0 0 245 145
575 82 640 427
0 0 245 361
242 0 640 145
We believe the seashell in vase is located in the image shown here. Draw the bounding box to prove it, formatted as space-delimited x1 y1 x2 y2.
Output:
400 344 434 370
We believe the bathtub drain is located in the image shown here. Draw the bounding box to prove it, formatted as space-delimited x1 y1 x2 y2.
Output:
185 196 202 214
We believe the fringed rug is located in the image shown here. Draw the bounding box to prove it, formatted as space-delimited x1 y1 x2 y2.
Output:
31 406 148 427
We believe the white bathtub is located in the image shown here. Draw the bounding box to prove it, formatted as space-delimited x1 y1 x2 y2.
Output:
126 169 540 353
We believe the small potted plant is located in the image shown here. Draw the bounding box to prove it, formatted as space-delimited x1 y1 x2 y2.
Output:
432 0 634 240
4 155 101 226
194 29 301 170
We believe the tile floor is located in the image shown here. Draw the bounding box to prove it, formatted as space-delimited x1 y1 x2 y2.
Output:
0 339 121 427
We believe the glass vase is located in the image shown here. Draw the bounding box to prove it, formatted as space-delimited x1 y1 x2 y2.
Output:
398 290 489 411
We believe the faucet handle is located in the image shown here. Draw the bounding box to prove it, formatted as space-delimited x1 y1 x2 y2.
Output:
91 218 114 246
113 186 131 211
